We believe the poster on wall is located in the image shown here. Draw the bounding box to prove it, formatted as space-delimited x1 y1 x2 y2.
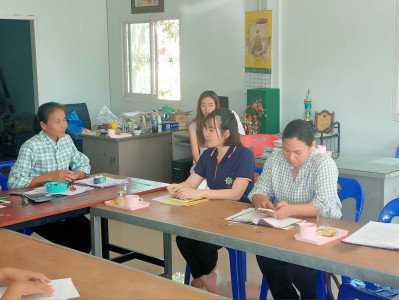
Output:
245 11 272 74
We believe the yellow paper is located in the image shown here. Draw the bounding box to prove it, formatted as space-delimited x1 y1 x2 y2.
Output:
159 198 208 206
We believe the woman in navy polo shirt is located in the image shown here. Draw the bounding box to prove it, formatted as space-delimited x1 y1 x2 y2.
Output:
167 108 255 294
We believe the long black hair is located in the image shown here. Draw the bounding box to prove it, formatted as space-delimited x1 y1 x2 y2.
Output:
190 91 220 146
282 119 314 146
205 108 241 146
33 102 66 134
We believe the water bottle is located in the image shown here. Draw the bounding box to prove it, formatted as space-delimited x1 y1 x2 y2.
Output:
157 113 162 133
152 113 158 133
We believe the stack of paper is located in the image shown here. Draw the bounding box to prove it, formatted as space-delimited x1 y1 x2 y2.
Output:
75 177 128 188
152 194 208 206
342 221 399 249
226 208 302 230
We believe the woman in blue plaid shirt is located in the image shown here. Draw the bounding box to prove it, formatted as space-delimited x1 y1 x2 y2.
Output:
8 102 91 253
249 119 342 300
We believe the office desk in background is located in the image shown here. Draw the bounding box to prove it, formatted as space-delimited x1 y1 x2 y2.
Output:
0 230 220 300
91 191 399 289
81 131 175 183
256 153 399 223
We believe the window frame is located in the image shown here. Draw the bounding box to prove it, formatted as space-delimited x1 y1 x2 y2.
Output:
392 0 399 121
121 17 182 105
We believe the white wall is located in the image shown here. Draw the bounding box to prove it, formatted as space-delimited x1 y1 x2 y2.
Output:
2 0 397 156
0 0 110 123
107 0 266 119
277 0 399 156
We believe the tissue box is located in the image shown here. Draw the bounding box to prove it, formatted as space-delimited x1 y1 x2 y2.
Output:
162 122 179 131
168 110 191 128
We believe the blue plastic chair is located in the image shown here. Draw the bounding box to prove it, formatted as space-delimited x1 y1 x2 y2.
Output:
378 197 399 223
337 177 364 222
0 160 33 236
184 248 246 300
337 282 394 300
259 176 365 300
254 166 263 176
0 160 16 191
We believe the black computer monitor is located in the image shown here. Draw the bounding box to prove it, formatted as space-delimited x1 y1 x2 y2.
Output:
219 96 229 108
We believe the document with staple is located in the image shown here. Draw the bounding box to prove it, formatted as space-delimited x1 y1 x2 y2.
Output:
342 221 399 250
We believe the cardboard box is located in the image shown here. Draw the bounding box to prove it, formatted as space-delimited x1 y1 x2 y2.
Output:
168 110 191 128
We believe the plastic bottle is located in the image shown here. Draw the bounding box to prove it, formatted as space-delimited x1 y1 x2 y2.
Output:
157 113 162 132
152 113 158 133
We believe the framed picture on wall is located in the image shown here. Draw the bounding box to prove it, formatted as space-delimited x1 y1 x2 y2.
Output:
131 0 164 14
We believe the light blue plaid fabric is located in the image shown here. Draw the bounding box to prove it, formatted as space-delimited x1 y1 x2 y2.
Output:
8 130 91 189
248 148 342 219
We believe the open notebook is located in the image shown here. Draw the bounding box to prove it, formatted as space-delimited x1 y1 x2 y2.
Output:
226 208 303 230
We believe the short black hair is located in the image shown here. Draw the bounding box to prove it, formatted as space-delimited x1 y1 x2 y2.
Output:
33 102 66 133
205 108 241 146
282 119 314 146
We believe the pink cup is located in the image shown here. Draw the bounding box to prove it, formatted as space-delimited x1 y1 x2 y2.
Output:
299 222 316 239
107 129 116 137
125 194 143 207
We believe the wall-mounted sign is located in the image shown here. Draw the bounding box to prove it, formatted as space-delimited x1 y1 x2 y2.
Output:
245 11 272 74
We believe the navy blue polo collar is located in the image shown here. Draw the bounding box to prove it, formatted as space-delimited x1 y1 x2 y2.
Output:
209 146 238 159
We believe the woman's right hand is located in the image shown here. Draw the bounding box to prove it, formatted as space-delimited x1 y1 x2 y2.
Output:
252 194 274 211
166 184 180 197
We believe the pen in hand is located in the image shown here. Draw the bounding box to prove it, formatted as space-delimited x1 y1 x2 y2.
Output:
257 208 275 213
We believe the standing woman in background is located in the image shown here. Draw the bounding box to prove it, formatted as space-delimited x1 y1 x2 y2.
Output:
189 91 245 164
8 102 92 253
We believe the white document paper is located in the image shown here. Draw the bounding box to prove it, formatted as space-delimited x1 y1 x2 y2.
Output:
75 177 128 188
342 221 399 249
0 278 79 300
